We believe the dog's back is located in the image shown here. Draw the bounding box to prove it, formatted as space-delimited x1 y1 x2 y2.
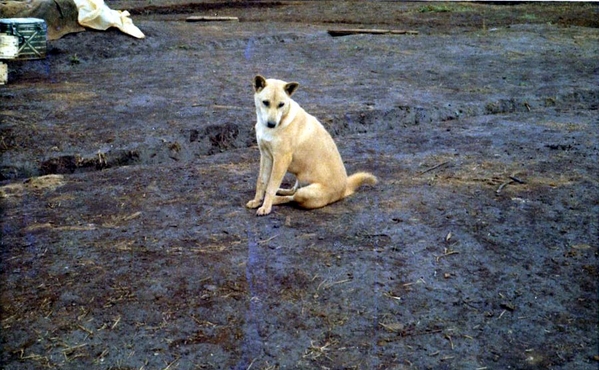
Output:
285 106 348 195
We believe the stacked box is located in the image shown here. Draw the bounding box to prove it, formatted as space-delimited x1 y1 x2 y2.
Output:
1 62 7 84
0 18 47 60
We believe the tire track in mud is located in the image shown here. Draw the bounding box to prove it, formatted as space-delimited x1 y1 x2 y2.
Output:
330 88 599 133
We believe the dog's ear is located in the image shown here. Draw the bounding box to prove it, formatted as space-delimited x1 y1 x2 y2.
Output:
284 82 299 97
254 75 267 92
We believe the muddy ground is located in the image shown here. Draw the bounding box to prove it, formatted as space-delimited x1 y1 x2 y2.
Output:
1 1 598 369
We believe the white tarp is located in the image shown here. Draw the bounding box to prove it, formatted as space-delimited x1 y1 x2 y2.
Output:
73 0 144 39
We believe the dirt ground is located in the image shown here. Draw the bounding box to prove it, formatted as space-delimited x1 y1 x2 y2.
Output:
1 1 598 369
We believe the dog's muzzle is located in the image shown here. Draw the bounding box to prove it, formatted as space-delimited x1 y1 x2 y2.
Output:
267 121 277 129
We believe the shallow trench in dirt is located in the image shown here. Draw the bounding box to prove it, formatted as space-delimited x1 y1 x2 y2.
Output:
1 2 598 369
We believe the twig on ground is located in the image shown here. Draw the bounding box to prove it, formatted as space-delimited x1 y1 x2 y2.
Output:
317 278 351 290
497 174 526 194
246 358 257 370
77 325 94 335
436 248 459 262
111 315 121 330
509 175 526 184
62 343 88 360
445 333 455 350
258 234 279 245
303 340 334 360
419 161 450 175
190 315 217 327
163 357 179 370
383 291 402 301
495 180 514 194
97 348 109 360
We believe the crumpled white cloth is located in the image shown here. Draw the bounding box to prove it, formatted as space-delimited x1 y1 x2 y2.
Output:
73 0 144 38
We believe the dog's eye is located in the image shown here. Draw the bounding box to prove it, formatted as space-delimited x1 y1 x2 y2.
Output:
278 102 285 108
262 100 270 107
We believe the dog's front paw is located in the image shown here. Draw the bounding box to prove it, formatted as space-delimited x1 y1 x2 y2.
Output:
246 199 262 209
256 205 272 216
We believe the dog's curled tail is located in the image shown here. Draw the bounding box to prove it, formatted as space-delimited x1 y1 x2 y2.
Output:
344 172 378 198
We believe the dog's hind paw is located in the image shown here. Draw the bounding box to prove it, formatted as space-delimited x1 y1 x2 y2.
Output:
276 187 297 196
246 200 262 209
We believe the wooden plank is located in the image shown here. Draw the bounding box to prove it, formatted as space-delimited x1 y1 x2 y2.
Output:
328 29 418 37
328 29 390 37
186 16 239 22
390 30 419 35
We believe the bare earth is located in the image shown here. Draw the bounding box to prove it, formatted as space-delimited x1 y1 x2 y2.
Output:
1 1 598 369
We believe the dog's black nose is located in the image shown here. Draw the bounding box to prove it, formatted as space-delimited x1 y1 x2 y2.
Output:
267 121 276 128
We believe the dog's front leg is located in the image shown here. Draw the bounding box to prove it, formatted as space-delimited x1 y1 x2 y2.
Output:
257 154 291 216
246 150 272 209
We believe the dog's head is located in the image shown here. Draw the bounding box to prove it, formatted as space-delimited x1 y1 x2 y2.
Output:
253 75 299 129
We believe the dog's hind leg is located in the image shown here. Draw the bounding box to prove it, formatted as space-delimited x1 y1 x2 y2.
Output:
291 183 338 210
271 194 295 205
276 180 299 196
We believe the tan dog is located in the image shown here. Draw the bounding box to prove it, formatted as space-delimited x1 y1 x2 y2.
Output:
246 75 377 216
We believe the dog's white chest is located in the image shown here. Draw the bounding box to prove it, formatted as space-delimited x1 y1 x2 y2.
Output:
255 122 277 144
